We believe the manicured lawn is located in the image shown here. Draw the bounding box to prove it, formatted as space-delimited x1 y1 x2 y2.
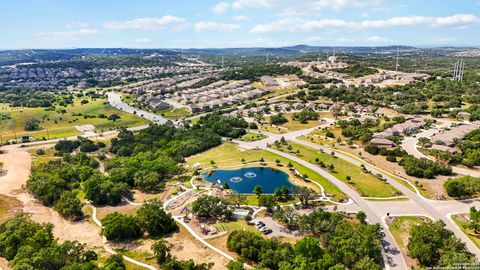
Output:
0 97 148 141
116 249 158 270
244 195 298 206
452 214 480 249
260 124 288 134
186 142 347 201
273 142 401 198
158 108 191 120
213 220 259 234
238 132 266 142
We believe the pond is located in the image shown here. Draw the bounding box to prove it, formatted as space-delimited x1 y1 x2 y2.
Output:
202 167 296 194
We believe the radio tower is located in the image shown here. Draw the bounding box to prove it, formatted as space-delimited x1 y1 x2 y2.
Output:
453 59 465 81
221 56 224 68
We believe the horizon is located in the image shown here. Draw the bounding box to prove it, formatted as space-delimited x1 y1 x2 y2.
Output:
1 0 480 49
1 44 480 51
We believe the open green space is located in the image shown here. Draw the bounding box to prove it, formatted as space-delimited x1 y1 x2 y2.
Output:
238 132 266 142
116 249 158 270
213 220 259 234
0 97 148 141
186 142 347 201
273 142 401 198
158 108 191 120
388 216 429 264
452 214 480 249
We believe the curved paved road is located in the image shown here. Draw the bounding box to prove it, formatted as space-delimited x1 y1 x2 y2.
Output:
401 123 480 177
107 92 169 125
91 97 480 269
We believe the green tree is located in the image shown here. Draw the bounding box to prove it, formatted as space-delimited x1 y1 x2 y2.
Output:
253 185 263 197
136 199 178 237
101 212 143 241
258 195 277 212
108 114 121 122
103 254 126 270
152 239 171 264
54 191 84 220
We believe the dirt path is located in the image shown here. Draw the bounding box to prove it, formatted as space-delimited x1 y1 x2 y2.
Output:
0 145 104 248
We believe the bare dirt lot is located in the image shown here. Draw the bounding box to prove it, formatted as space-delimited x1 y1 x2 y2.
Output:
0 145 104 248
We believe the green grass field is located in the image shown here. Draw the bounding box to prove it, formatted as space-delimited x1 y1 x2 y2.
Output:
238 132 266 142
273 142 401 198
158 108 191 120
452 214 480 249
213 220 259 234
0 97 148 141
186 142 347 201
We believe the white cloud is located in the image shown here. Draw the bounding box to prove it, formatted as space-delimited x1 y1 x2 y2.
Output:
232 0 272 9
359 16 432 28
336 35 391 44
251 18 353 33
233 15 249 21
135 38 151 43
104 15 185 30
38 29 98 42
232 0 382 11
212 2 230 14
66 22 88 28
251 14 480 34
194 21 242 32
432 14 479 27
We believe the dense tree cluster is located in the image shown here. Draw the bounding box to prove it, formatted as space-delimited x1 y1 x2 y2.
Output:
293 109 319 124
337 118 377 143
54 137 106 154
408 221 475 268
0 216 107 270
27 153 99 219
228 209 382 270
101 199 177 241
333 64 377 77
451 129 480 167
444 176 480 198
0 89 57 107
399 155 452 178
191 195 232 220
270 113 288 125
196 112 248 138
221 65 301 81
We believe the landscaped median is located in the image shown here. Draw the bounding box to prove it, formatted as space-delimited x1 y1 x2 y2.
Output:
271 141 402 198
186 142 347 202
386 216 431 268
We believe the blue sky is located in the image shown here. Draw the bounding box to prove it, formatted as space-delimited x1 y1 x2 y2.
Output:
1 0 479 49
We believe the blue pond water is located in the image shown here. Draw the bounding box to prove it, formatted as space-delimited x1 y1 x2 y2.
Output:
202 167 296 194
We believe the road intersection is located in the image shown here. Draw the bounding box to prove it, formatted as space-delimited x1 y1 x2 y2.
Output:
101 94 480 269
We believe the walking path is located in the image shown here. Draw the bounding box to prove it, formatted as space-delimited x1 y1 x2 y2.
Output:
37 93 480 269
88 203 157 270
